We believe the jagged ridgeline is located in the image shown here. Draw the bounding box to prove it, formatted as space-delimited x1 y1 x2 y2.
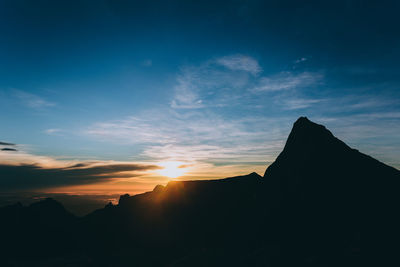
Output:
1 117 399 266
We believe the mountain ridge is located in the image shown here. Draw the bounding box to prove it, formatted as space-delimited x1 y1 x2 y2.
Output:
1 117 400 266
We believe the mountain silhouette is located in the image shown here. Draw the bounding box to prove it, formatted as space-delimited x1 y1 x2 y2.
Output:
1 117 399 266
262 117 400 266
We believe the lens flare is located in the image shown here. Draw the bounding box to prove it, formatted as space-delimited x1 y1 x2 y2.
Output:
157 161 188 178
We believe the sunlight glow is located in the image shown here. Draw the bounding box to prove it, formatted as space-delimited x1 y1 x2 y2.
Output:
157 161 188 178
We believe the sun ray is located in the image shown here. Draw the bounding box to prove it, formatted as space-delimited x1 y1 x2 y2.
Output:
157 161 188 178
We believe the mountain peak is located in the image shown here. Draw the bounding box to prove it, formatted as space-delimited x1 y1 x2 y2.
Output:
292 116 327 132
263 117 350 178
294 116 311 125
264 117 399 179
282 117 340 154
292 116 330 135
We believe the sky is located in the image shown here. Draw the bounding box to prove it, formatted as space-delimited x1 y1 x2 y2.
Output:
1 0 400 212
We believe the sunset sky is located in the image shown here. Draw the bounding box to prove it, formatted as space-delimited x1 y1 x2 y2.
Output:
1 1 400 211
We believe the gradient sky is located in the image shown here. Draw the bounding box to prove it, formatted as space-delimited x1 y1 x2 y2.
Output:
1 0 400 203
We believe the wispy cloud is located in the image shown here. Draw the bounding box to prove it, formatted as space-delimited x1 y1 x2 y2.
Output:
170 61 250 109
85 108 290 179
282 98 325 110
252 72 323 92
44 128 63 135
342 97 399 111
216 54 262 76
14 90 55 109
86 115 177 144
86 110 287 146
306 94 400 114
295 57 308 64
170 56 323 110
171 69 205 109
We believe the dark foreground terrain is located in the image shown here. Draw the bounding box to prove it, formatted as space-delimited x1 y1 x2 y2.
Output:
1 117 400 266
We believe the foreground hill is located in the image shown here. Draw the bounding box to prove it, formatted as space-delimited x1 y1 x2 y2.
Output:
1 117 399 266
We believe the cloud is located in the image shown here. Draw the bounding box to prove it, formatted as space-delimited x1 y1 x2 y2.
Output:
85 109 290 178
0 143 161 191
170 58 252 109
169 56 324 111
14 90 55 109
0 141 18 152
342 97 399 111
86 110 283 146
170 55 323 110
305 94 400 114
44 128 63 135
216 54 262 76
142 142 283 164
171 69 205 109
0 141 15 146
1 148 17 151
295 57 308 64
252 72 323 92
0 162 160 191
86 115 177 144
282 98 325 110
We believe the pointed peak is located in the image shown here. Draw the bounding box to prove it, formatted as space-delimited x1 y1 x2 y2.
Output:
290 117 331 137
264 118 344 178
294 116 311 124
277 117 343 158
293 116 323 130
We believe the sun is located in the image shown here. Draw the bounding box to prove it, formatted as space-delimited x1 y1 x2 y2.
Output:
157 161 188 178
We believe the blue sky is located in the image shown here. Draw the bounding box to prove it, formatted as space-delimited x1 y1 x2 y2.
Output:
0 0 400 195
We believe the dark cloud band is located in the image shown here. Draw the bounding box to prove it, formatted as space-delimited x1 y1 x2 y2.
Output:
0 163 160 191
1 148 17 151
0 141 16 146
